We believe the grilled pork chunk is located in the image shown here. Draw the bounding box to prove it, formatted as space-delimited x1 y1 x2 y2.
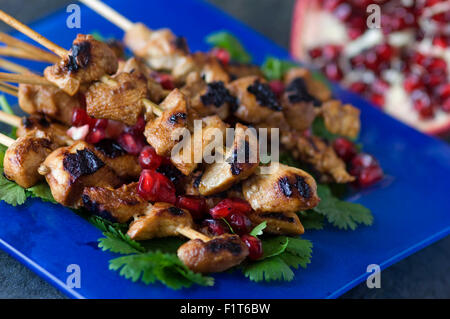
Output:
18 83 82 126
127 202 194 240
144 89 189 156
199 123 259 195
227 76 282 124
247 211 304 236
319 100 361 139
284 67 332 103
3 130 56 188
40 141 121 207
44 34 118 96
242 163 319 213
16 115 72 147
82 182 146 223
177 234 249 273
85 71 148 126
191 52 230 83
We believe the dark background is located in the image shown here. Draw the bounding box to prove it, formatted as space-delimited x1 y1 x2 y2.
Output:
0 0 448 299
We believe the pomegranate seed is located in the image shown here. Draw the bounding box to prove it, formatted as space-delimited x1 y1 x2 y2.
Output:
349 82 367 94
71 108 90 127
211 47 230 66
202 219 228 236
350 153 378 176
404 73 422 93
363 51 380 71
348 27 363 40
375 43 394 61
209 198 252 219
226 212 252 235
268 80 285 98
176 196 207 219
241 234 263 260
442 98 450 112
139 145 163 170
433 36 447 48
369 93 385 107
357 165 384 188
324 63 343 81
117 132 145 155
92 118 108 130
412 90 434 119
137 169 176 204
308 47 322 59
152 72 175 90
437 83 450 100
322 45 342 60
332 137 357 162
105 120 125 139
373 79 389 94
86 128 106 144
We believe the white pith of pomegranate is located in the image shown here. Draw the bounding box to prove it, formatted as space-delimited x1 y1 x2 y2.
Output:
291 0 450 136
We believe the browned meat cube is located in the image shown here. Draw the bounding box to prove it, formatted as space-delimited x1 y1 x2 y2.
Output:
16 115 72 147
198 123 259 195
40 141 121 207
191 53 230 83
227 76 282 124
320 100 361 139
3 130 56 188
177 234 249 273
18 83 82 126
296 134 355 183
85 71 148 126
127 202 194 240
144 89 189 156
242 163 319 213
247 211 304 236
82 182 146 223
284 67 332 103
44 34 118 96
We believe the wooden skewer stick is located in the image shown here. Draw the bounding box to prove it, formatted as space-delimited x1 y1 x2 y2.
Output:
0 57 30 74
79 0 134 32
0 32 59 64
0 72 55 86
0 131 14 147
176 226 211 242
0 110 21 127
0 46 52 62
0 81 18 97
0 10 68 58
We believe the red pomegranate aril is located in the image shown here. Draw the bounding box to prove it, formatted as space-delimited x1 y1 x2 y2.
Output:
350 153 378 176
118 132 145 155
404 73 422 93
137 169 176 204
71 108 90 127
105 120 125 139
241 234 263 260
348 27 363 40
202 219 228 236
153 72 175 90
308 47 323 59
333 137 357 162
437 83 450 100
412 90 434 119
176 196 207 219
92 118 108 130
357 165 384 188
322 45 341 61
226 212 252 235
134 116 146 133
363 51 380 71
369 93 385 107
442 98 450 113
86 128 106 144
139 145 162 170
324 63 343 81
209 198 252 219
433 36 447 48
349 82 367 94
268 80 285 98
211 47 230 66
373 79 389 94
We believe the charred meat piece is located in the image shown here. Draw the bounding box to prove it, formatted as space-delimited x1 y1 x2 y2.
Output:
3 130 56 188
94 139 142 180
191 52 230 83
82 182 146 223
16 115 72 147
199 123 259 195
227 76 282 124
177 234 249 273
247 211 304 236
171 115 228 176
85 71 148 126
44 34 118 96
319 100 361 139
127 202 194 240
242 163 319 213
40 141 121 207
284 67 332 103
295 134 355 183
144 89 189 156
18 83 82 126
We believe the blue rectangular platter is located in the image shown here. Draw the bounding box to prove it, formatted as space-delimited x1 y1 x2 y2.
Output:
0 0 449 299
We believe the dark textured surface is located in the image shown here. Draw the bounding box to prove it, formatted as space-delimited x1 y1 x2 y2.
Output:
0 0 448 299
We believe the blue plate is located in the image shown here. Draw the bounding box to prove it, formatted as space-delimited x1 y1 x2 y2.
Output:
0 0 449 299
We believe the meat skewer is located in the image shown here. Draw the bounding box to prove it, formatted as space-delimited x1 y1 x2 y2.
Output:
0 57 31 74
0 72 55 86
0 46 55 62
0 81 18 96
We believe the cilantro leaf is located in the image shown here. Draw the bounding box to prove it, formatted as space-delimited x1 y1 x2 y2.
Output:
99 234 141 255
242 236 312 282
205 31 251 63
26 183 57 203
298 210 324 230
0 175 27 206
313 184 373 230
249 221 267 237
109 251 214 289
261 57 297 81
